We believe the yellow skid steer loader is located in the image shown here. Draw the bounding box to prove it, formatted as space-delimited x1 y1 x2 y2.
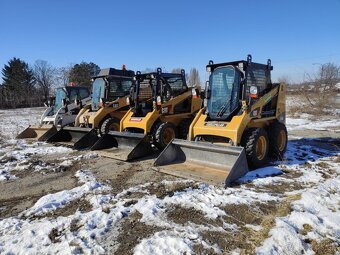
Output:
91 68 202 161
154 55 287 187
47 67 135 149
16 86 91 141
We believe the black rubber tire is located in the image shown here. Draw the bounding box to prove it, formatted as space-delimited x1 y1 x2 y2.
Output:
153 122 177 150
268 122 288 160
99 117 120 136
178 119 192 139
241 128 269 169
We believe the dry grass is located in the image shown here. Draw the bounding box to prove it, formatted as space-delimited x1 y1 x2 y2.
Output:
299 223 313 235
310 239 338 255
287 93 338 116
316 161 330 169
242 194 302 253
191 194 302 254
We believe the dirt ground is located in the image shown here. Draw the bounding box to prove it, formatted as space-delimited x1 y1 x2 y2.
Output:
1 127 339 254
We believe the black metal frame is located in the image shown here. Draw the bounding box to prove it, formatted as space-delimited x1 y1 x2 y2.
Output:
93 68 135 79
133 68 187 108
92 68 135 103
206 55 273 102
207 55 272 73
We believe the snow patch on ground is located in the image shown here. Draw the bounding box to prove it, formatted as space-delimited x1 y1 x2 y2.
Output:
0 139 74 181
134 230 193 255
0 107 43 139
237 166 283 184
1 107 340 254
0 170 119 254
286 116 339 131
257 176 340 255
24 170 109 217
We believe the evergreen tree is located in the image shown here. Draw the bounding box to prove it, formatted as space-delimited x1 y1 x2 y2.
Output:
2 57 35 92
1 57 36 108
69 62 100 88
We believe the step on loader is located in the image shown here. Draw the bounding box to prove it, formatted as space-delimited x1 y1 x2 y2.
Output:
16 86 91 141
154 55 287 187
47 67 135 149
91 68 202 161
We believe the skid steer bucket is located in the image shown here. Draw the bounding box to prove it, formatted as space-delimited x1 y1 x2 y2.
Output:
91 131 154 161
47 127 99 150
16 125 56 141
154 139 249 187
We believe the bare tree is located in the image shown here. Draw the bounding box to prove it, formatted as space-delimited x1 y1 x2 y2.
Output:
316 63 339 91
300 62 340 111
56 65 72 88
141 68 155 74
171 68 182 74
34 60 56 101
277 75 291 85
188 68 201 89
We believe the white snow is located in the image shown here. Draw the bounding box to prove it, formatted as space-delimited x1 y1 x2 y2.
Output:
0 139 73 181
0 107 43 139
0 107 339 254
134 231 193 255
24 170 109 217
0 170 119 254
257 177 340 255
286 116 340 131
237 166 283 184
257 218 313 255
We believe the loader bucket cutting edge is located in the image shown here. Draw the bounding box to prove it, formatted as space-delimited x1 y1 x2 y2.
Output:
91 131 154 161
16 125 55 140
38 126 58 141
47 127 98 149
154 139 249 187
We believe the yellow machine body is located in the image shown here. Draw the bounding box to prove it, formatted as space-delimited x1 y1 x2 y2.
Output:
120 90 202 133
75 96 129 129
189 84 286 145
154 56 287 187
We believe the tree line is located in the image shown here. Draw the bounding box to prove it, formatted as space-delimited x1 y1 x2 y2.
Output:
0 58 100 109
0 57 202 109
279 62 340 113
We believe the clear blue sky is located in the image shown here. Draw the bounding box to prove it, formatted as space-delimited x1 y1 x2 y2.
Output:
1 0 339 83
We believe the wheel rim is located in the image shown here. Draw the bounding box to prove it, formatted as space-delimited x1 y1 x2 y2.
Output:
162 127 175 145
278 130 286 151
256 136 267 160
108 122 119 131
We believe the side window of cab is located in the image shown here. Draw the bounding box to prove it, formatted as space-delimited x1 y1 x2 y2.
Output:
79 88 90 99
69 89 78 102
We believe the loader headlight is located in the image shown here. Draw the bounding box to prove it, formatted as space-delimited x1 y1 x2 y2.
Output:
156 96 162 105
249 86 258 98
99 98 104 107
250 86 257 94
191 88 197 98
206 66 211 72
126 97 130 105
